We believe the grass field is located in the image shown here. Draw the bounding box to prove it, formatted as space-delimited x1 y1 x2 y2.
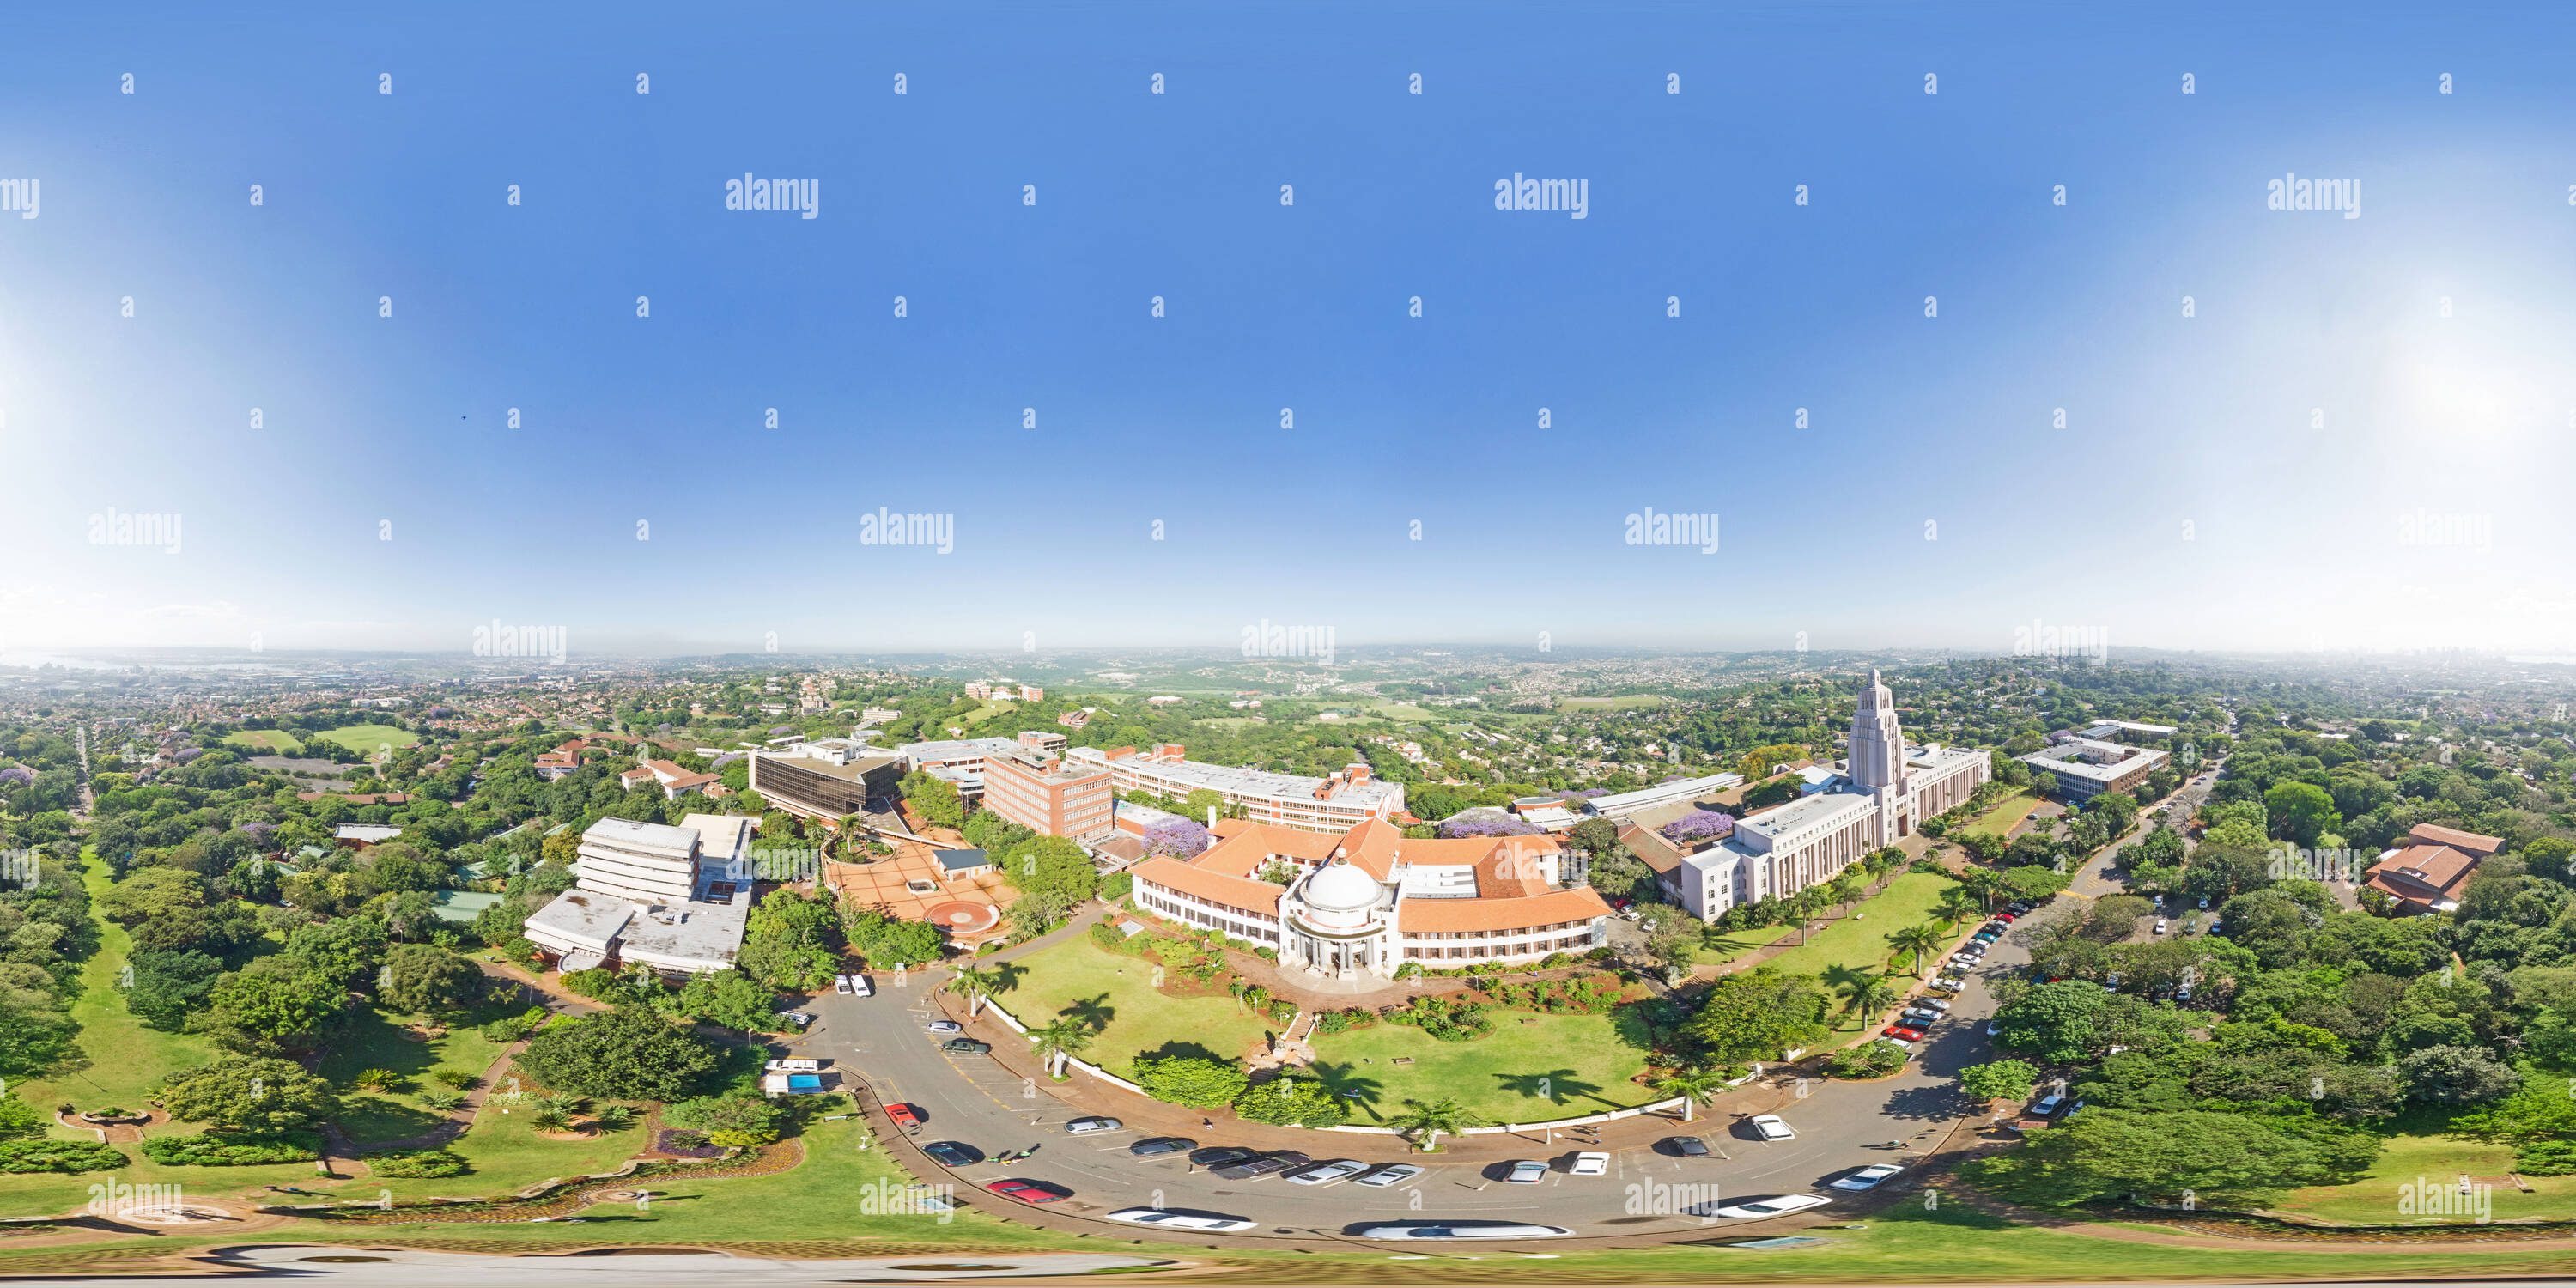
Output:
15 851 221 1115
2269 1109 2576 1224
1959 789 2040 838
222 729 304 754
1365 700 1437 720
994 939 1276 1072
315 1005 517 1145
1558 694 1673 710
1305 1011 1655 1123
1695 921 1799 968
1754 871 1961 988
309 723 421 754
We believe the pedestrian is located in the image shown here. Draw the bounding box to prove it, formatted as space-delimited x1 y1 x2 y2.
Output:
1202 1117 1212 1129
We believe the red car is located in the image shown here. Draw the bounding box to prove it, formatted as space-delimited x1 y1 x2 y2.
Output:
984 1179 1069 1205
1883 1024 1928 1041
884 1103 923 1130
1995 912 2018 921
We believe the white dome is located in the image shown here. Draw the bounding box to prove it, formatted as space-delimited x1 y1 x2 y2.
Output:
1302 860 1384 913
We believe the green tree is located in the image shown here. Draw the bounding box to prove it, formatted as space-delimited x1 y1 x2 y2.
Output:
379 943 483 1015
283 916 390 990
1886 922 1947 977
674 969 779 1032
1383 1096 1485 1151
1234 1073 1350 1127
1130 1054 1247 1108
1647 1067 1728 1106
900 771 966 829
1835 973 1903 1029
1977 1108 2375 1206
2263 782 2341 847
2397 1045 2522 1103
1679 969 1830 1063
156 1055 339 1134
666 1091 783 1146
199 964 346 1054
1990 980 2110 1064
946 963 1001 1018
1027 1017 1098 1080
514 1005 720 1102
124 948 223 1031
1960 1059 2038 1103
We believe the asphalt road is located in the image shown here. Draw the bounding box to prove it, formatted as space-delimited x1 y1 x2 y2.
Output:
777 901 2075 1247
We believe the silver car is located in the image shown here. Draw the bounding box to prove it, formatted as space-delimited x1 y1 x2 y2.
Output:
1353 1163 1423 1188
1286 1158 1370 1187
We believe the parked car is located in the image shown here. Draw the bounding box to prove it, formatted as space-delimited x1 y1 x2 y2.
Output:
1287 1158 1371 1187
1934 976 1967 991
1106 1207 1257 1231
1358 1223 1571 1240
2031 1093 2068 1116
1353 1163 1425 1187
921 1140 982 1167
832 975 854 995
773 1011 813 1028
1570 1151 1611 1176
1882 1024 1928 1042
1705 1193 1832 1220
1900 1007 1943 1025
1829 1163 1904 1191
1986 1018 2003 1036
1748 1115 1795 1141
940 1037 992 1054
983 1179 1069 1205
1128 1136 1194 1158
2153 919 2168 935
848 974 872 997
883 1103 922 1131
1065 1115 1123 1135
925 1019 963 1035
1190 1146 1261 1170
1876 1036 1916 1056
1504 1159 1551 1183
2175 984 2194 1002
1913 996 1953 1012
1212 1150 1311 1181
1996 911 2020 920
1666 1135 1712 1157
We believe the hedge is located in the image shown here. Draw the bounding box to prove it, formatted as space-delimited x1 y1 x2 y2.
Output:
139 1132 324 1166
366 1147 471 1178
0 1140 129 1174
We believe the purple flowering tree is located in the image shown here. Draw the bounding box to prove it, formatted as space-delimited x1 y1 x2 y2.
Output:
0 765 34 788
1437 810 1542 839
1659 809 1735 846
1142 818 1212 859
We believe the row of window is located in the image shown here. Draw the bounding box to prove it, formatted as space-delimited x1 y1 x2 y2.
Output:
1402 936 1590 960
1403 920 1587 940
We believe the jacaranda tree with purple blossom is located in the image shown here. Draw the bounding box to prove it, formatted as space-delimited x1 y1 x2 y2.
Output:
1659 810 1735 846
1437 810 1541 839
1141 818 1212 859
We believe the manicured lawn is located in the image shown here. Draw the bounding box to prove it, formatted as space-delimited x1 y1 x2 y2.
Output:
994 938 1274 1072
2270 1111 2576 1224
1756 871 1961 985
309 723 421 754
1305 1011 1654 1124
1959 790 2040 838
15 851 220 1115
1696 921 1797 968
222 729 304 754
315 1004 513 1093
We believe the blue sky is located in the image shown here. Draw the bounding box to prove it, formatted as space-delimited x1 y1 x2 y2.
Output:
4 2 2574 658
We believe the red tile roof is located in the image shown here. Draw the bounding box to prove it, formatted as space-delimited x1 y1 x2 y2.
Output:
2407 823 2502 856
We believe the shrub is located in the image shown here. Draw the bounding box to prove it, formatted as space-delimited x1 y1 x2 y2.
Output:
0 1141 128 1174
139 1133 322 1166
1823 1041 1907 1079
1097 872 1132 899
351 1068 404 1093
1384 996 1493 1042
1314 1007 1375 1036
480 1005 551 1043
560 967 624 1000
367 1147 470 1178
431 1067 480 1090
418 1089 468 1112
2517 1139 2576 1176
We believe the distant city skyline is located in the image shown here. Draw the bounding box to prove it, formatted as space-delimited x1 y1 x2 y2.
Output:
6 3 2573 656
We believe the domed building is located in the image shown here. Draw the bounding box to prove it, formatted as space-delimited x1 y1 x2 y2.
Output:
1127 817 1612 985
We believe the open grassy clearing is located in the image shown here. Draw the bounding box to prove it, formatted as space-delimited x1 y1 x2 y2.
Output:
993 939 1275 1072
1958 789 2040 838
221 729 303 754
1305 1010 1654 1124
1756 871 1961 987
2269 1108 2576 1224
308 723 421 754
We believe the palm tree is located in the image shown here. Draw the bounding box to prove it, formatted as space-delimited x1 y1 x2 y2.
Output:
1648 1067 1728 1106
1936 886 1979 927
1026 1018 1094 1078
1827 872 1867 915
529 1107 574 1133
947 963 998 1019
1886 921 1947 977
1835 974 1903 1030
591 1104 639 1131
1789 889 1827 945
1385 1097 1486 1151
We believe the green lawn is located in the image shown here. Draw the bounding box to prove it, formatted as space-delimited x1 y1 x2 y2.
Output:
314 1005 517 1145
2269 1110 2576 1224
1696 921 1798 969
1755 871 1962 986
1959 790 2040 838
1365 700 1438 720
994 939 1276 1072
222 729 304 754
15 851 220 1115
1305 1011 1655 1124
309 723 421 754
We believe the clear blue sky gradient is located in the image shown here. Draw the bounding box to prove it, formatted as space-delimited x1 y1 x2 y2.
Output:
5 3 2574 656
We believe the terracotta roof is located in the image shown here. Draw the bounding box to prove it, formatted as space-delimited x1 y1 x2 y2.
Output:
2407 823 2502 856
1616 823 1687 879
2366 842 2482 904
1397 886 1612 933
1130 856 1286 917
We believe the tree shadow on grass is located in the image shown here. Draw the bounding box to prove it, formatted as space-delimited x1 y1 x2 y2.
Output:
1060 993 1115 1032
1305 1060 1384 1113
1496 1068 1609 1108
1135 1040 1229 1064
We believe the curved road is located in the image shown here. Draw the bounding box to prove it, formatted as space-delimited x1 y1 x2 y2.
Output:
777 897 2077 1250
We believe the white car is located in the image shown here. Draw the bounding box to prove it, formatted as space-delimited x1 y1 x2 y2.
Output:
1748 1115 1795 1142
1829 1163 1904 1191
1503 1159 1550 1183
2153 919 2168 935
1900 1007 1942 1025
1065 1115 1123 1134
1913 997 1953 1012
832 975 854 995
848 973 872 997
1705 1193 1831 1220
1353 1163 1423 1188
1359 1223 1570 1240
1570 1151 1611 1176
1105 1207 1257 1232
1876 1036 1916 1056
1286 1158 1370 1187
1933 976 1967 992
924 1019 963 1034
